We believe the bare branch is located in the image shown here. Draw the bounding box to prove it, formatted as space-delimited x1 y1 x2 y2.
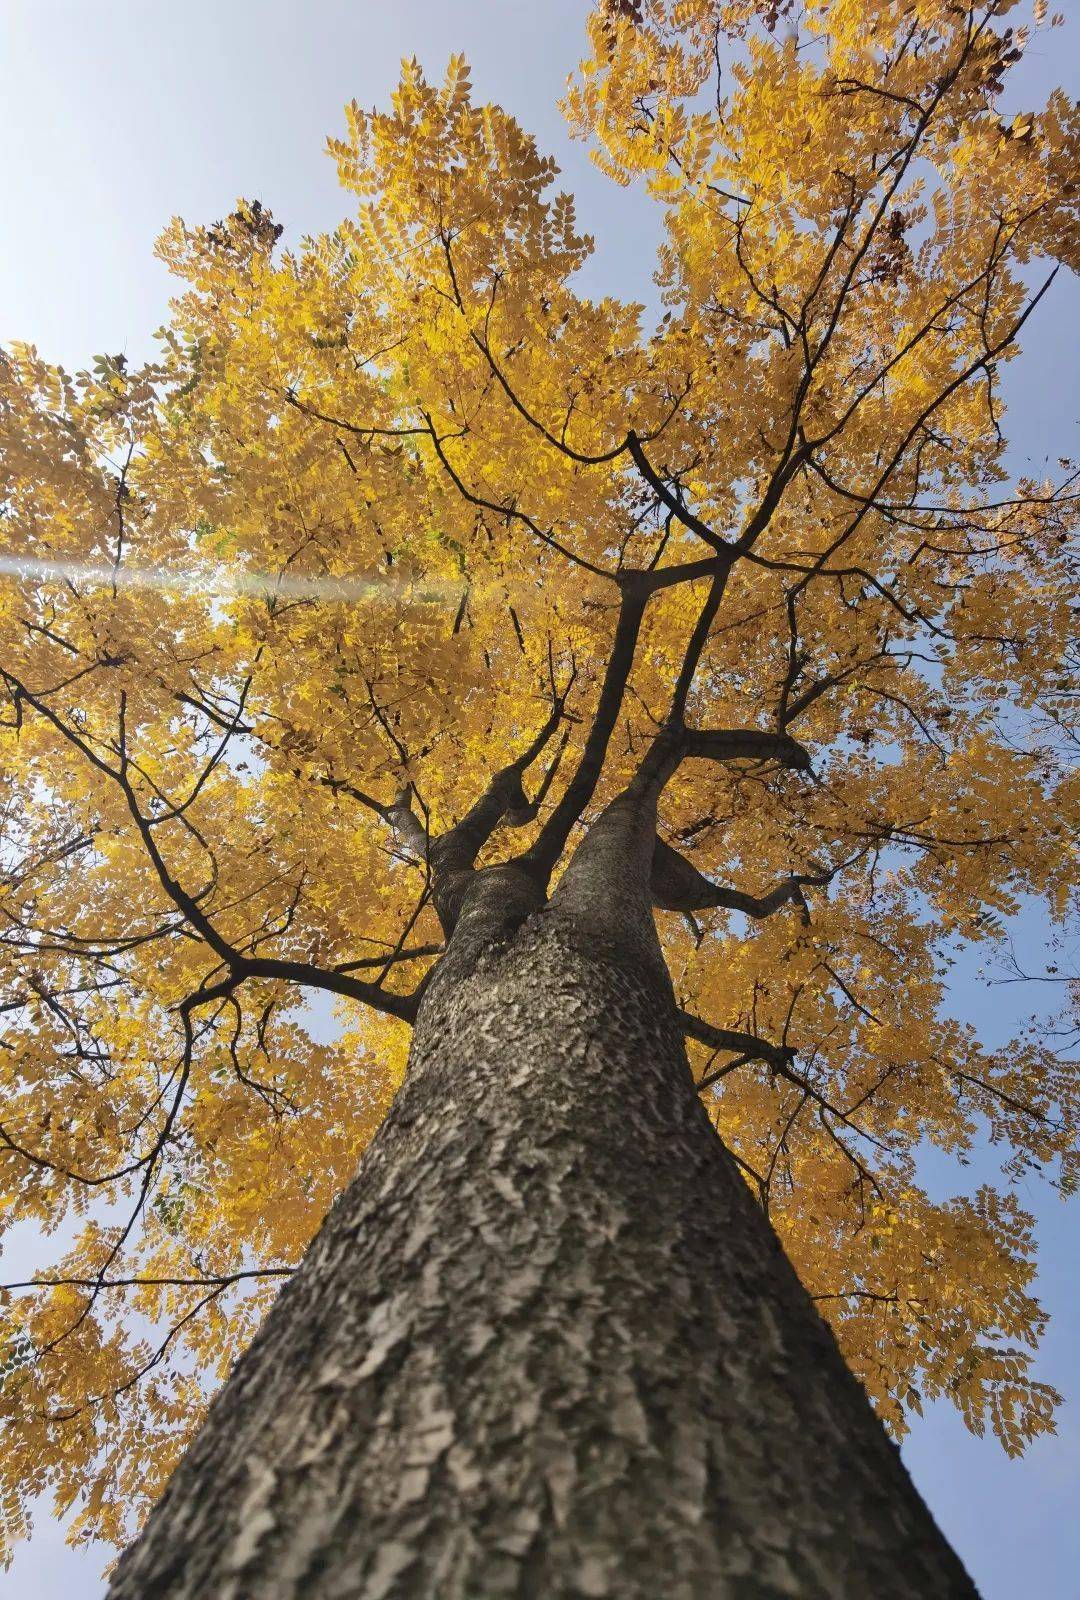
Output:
685 727 812 771
679 1009 796 1069
523 583 648 882
652 839 828 922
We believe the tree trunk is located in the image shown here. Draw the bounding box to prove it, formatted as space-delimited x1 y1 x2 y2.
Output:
108 852 977 1597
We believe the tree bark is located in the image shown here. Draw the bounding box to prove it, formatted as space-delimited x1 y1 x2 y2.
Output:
108 845 977 1598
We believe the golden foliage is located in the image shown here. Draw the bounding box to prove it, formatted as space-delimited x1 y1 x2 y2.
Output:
0 0 1077 1562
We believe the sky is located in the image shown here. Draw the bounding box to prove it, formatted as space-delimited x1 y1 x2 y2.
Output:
1 1 1077 1593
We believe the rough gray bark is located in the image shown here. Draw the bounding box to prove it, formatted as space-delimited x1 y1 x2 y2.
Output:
108 814 977 1598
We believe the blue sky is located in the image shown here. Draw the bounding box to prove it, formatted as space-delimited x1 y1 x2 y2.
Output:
1 2 1076 1593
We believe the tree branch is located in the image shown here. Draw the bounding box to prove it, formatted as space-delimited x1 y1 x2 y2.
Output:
652 839 828 922
684 727 812 771
523 583 648 881
678 1009 795 1068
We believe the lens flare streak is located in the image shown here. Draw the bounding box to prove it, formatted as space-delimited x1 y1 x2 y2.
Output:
0 554 458 605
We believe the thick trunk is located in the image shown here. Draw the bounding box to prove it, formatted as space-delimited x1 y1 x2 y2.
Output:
109 879 976 1597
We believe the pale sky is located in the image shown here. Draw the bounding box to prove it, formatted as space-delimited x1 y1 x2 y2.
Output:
1 2 1077 1594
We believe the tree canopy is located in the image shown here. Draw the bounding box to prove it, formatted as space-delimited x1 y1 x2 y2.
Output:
1 0 1077 1563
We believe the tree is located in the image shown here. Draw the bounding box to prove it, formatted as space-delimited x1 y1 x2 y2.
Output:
0 0 1076 1590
